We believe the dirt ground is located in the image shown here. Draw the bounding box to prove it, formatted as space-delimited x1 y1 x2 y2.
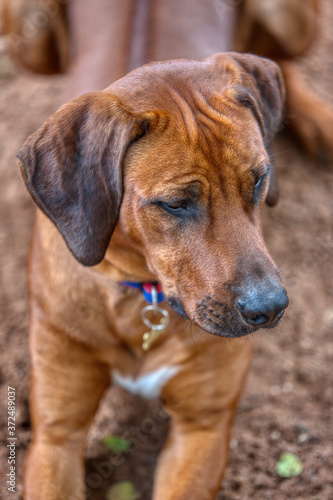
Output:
0 3 333 500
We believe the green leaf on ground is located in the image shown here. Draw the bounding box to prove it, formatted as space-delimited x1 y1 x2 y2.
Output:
102 435 131 452
107 481 139 500
276 452 304 478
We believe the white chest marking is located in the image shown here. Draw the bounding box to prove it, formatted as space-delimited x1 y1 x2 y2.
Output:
112 365 180 399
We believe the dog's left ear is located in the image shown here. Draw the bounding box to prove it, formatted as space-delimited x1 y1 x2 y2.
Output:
229 52 285 206
229 52 285 143
17 91 162 266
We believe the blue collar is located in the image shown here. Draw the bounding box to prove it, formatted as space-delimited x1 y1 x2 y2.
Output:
120 281 164 304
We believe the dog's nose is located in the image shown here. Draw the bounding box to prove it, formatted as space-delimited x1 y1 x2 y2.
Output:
237 286 289 327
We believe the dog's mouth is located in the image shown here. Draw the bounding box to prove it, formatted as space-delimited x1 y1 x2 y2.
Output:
197 311 285 339
167 294 286 339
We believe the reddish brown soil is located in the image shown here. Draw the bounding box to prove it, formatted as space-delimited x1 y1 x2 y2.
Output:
0 3 332 499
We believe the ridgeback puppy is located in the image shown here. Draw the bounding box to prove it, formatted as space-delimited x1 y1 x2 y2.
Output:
17 52 288 499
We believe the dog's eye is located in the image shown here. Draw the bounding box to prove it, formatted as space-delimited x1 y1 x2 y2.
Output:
253 174 267 203
255 176 263 189
153 197 200 219
159 200 188 214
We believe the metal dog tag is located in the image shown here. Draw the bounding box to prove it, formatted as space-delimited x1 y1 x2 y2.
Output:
142 316 168 351
141 288 170 351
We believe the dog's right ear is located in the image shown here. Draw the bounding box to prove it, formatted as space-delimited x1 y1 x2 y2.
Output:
17 91 161 266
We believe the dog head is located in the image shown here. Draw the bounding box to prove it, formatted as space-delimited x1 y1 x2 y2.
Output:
17 52 288 338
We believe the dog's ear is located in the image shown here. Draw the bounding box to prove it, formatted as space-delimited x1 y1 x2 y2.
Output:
229 52 285 143
17 91 159 266
229 52 285 206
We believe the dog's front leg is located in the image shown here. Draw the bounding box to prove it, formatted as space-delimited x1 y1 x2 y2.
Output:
153 338 253 500
24 318 110 500
153 410 233 500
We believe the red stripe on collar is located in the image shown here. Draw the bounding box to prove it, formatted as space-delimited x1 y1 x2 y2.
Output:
120 281 164 304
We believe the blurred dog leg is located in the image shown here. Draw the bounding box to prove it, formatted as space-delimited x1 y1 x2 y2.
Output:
280 60 333 161
2 0 69 74
236 0 333 161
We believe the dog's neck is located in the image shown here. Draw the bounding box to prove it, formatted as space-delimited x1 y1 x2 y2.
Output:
93 225 156 284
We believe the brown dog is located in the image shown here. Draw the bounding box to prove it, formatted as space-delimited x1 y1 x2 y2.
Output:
17 52 288 499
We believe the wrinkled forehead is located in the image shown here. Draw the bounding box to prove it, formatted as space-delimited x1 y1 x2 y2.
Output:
124 100 268 200
111 57 270 187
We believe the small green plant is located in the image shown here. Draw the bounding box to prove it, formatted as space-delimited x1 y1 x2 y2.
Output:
102 435 131 453
275 452 304 478
107 481 139 500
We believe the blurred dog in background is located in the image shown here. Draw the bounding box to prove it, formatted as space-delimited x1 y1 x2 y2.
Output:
3 0 333 161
